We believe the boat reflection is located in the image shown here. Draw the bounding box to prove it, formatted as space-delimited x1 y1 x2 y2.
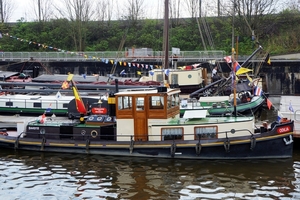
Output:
0 149 299 199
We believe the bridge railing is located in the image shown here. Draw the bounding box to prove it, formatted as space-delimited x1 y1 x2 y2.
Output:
0 51 226 62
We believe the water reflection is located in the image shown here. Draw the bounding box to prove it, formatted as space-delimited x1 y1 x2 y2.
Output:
0 149 300 199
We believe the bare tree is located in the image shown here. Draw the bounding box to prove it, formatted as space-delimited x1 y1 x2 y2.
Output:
31 0 54 21
0 0 16 23
184 0 200 18
169 0 181 25
225 0 279 41
124 0 145 21
55 0 96 51
95 0 113 22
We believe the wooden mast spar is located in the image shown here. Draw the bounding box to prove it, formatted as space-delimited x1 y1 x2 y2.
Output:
163 0 169 86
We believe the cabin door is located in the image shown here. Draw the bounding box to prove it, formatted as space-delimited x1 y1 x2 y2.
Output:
134 96 148 141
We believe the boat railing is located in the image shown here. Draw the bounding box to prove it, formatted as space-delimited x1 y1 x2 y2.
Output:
23 127 256 142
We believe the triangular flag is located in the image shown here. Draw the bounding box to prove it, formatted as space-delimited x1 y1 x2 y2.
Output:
265 53 271 65
55 91 62 100
236 67 253 75
266 98 272 110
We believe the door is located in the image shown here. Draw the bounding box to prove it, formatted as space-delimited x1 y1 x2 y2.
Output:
134 96 148 141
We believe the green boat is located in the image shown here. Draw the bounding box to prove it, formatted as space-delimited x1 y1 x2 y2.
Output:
180 95 265 116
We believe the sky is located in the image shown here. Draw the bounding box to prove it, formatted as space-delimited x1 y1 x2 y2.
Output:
10 0 169 22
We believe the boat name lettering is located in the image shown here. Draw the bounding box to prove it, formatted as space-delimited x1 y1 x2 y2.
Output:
277 126 291 134
28 126 39 130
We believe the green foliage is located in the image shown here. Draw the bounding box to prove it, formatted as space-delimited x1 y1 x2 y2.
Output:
0 13 300 55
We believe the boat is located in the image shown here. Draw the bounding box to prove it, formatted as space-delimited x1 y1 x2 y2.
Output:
180 93 266 117
0 92 104 117
0 75 294 159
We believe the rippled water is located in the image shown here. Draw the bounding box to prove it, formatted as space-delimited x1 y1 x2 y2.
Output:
0 149 300 200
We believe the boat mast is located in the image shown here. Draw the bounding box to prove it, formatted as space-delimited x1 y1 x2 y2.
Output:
232 0 237 116
163 0 169 85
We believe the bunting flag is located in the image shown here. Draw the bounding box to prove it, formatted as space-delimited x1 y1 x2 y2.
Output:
266 99 272 110
254 86 262 96
277 112 284 122
233 61 241 72
137 71 142 75
164 69 170 76
265 53 271 65
120 69 126 75
236 67 252 75
224 56 232 63
55 91 62 100
82 74 86 79
289 101 294 112
149 71 154 76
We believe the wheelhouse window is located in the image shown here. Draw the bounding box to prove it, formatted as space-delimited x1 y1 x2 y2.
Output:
136 97 144 110
195 126 217 139
118 96 132 110
149 96 164 109
162 128 183 140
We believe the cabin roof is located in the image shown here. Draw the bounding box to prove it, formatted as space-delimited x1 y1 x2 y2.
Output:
0 71 19 78
32 74 139 83
115 87 180 96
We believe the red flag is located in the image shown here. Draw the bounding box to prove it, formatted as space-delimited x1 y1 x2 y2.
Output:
267 98 272 110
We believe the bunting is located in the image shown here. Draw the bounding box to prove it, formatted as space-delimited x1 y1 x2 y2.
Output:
265 53 271 65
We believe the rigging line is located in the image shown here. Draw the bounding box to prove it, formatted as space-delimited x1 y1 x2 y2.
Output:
201 16 214 49
110 27 129 76
37 61 53 75
196 17 207 51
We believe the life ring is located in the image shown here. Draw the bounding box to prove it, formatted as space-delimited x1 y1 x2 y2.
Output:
91 130 98 138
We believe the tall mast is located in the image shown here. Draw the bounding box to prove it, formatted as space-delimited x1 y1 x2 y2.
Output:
232 0 237 116
163 0 169 84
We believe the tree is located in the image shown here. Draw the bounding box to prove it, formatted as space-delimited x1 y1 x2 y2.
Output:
0 0 16 23
95 0 113 22
55 0 96 51
124 0 145 22
31 0 54 22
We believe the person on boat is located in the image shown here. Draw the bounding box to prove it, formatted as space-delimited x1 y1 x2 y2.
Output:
212 66 220 82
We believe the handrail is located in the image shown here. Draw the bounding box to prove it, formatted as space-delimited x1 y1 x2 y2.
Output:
0 51 226 62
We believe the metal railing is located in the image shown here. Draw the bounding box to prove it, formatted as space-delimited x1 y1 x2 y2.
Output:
0 50 226 62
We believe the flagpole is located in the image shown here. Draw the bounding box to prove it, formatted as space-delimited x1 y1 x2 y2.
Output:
231 0 237 116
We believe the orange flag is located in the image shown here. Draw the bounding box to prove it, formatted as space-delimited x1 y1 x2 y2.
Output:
61 81 69 89
266 98 272 110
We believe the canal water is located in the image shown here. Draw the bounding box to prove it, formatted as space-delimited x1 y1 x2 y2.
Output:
1 98 299 199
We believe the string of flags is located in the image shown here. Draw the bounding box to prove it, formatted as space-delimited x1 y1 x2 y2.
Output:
2 32 202 73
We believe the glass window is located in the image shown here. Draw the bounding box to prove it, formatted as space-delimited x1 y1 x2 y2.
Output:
156 74 163 82
195 126 217 139
149 96 164 109
33 102 42 108
162 128 183 140
136 97 144 110
118 96 132 110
